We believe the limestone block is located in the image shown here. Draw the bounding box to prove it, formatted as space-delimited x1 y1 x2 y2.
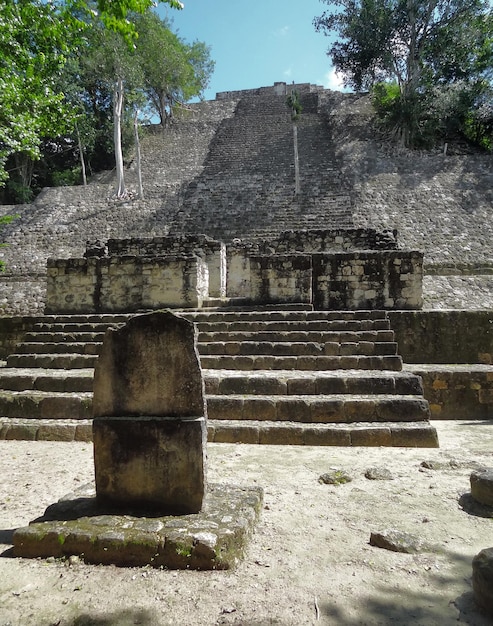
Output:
472 548 493 616
93 415 206 514
93 311 206 418
470 469 493 507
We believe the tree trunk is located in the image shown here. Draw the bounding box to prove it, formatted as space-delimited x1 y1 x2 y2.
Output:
75 122 87 187
293 124 300 196
114 77 126 198
133 110 144 200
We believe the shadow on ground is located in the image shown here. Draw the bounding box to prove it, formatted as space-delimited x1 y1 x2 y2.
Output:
318 547 492 626
69 609 158 626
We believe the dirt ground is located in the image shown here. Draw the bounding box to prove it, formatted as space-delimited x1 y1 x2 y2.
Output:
0 421 492 626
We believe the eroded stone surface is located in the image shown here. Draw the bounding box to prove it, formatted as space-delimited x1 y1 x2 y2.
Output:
93 416 207 514
369 529 424 553
364 467 394 481
472 547 493 616
470 468 493 508
318 469 352 485
13 483 263 570
92 311 207 514
92 311 205 418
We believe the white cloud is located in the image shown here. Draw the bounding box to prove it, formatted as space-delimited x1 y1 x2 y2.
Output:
322 68 347 91
283 67 293 78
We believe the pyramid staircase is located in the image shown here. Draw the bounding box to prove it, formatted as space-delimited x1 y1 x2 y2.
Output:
0 309 438 447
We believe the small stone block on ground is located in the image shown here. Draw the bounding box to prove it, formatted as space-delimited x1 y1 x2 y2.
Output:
13 483 263 570
472 548 493 617
470 468 493 507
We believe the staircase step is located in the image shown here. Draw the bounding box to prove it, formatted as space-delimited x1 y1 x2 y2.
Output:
194 319 391 333
0 368 93 392
0 418 439 447
6 354 98 369
206 394 430 423
24 332 106 343
15 342 102 355
208 420 439 447
183 310 390 322
0 387 428 422
0 368 423 396
0 391 92 419
204 370 424 396
198 330 395 343
200 355 403 371
199 341 398 357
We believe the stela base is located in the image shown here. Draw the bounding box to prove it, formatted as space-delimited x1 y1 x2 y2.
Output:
93 415 207 515
12 482 263 570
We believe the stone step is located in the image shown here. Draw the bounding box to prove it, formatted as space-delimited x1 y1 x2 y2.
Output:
206 394 430 423
33 310 389 325
193 319 391 333
24 332 106 343
0 391 92 420
15 342 102 355
23 329 396 345
6 354 98 369
6 353 403 371
199 355 403 371
0 390 427 423
0 368 94 392
198 330 396 343
209 420 439 447
0 368 422 395
13 339 398 358
0 418 439 448
182 310 390 322
199 341 398 357
205 370 424 396
29 318 392 334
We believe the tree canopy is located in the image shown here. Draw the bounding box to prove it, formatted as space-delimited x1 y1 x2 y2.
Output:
0 0 216 202
315 0 493 147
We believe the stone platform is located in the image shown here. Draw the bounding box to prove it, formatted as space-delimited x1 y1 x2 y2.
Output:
13 482 263 570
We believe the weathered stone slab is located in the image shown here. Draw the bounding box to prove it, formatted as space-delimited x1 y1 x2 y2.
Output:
13 483 263 570
369 529 425 553
92 311 207 514
472 547 493 616
93 416 207 514
93 311 205 418
470 468 493 507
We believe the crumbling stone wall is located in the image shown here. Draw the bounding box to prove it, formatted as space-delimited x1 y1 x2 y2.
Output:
45 255 208 314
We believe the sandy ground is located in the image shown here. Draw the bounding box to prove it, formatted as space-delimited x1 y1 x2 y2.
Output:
0 421 492 626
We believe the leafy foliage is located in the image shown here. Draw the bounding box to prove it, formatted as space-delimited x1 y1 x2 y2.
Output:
1 0 215 202
286 90 303 122
0 0 79 186
315 0 493 148
133 12 214 126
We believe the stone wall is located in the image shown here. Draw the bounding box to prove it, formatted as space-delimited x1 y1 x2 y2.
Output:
1 83 493 314
410 365 493 420
45 255 208 314
389 310 493 364
313 251 423 310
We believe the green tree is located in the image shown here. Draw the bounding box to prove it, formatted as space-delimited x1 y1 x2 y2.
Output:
314 0 493 147
0 0 183 193
133 12 214 126
0 0 78 192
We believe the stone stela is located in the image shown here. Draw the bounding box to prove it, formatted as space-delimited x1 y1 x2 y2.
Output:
92 310 207 514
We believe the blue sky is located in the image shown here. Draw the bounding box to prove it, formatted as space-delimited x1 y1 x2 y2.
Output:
156 0 343 101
